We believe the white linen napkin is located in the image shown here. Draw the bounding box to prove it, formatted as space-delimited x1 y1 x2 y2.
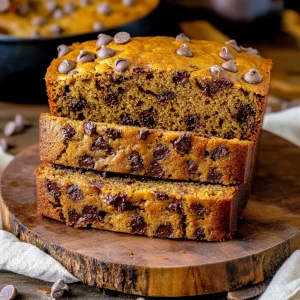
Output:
0 148 79 283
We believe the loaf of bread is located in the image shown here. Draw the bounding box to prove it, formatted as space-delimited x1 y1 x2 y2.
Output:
36 163 247 241
46 35 272 141
40 113 254 184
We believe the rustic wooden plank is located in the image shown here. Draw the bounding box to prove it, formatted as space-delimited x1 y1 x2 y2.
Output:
1 132 299 297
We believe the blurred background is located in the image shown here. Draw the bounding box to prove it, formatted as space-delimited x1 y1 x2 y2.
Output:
1 0 300 150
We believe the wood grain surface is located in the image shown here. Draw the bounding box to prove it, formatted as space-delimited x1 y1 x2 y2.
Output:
1 132 299 297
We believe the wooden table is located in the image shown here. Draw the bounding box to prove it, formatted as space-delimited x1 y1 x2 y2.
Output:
0 102 283 300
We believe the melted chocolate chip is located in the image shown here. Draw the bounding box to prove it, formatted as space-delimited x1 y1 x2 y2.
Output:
156 223 174 238
104 194 132 212
173 133 192 155
172 70 190 85
67 185 83 201
153 144 171 160
146 162 165 178
207 168 223 183
133 67 145 74
91 136 110 152
157 91 176 104
184 114 201 131
83 205 106 222
194 228 206 240
104 93 121 107
138 110 156 128
78 154 95 169
119 114 137 126
187 160 198 174
103 128 121 140
128 151 144 172
46 180 61 198
89 180 104 191
198 77 233 97
131 215 147 234
61 124 75 141
67 99 88 111
167 201 183 214
153 191 169 200
233 104 255 124
138 129 150 140
83 122 96 136
211 145 230 160
68 209 81 226
224 132 236 139
191 203 206 216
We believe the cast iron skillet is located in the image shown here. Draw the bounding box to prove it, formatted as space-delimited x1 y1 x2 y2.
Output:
0 6 160 102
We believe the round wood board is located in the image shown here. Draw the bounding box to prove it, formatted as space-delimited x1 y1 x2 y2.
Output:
1 131 300 297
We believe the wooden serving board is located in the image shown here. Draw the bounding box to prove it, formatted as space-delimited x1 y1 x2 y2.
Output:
1 131 300 297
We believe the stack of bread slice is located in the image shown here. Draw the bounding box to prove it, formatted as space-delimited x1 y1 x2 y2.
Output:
36 33 272 241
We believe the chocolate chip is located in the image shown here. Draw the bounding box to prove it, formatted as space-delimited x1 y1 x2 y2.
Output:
51 23 63 35
83 121 96 136
153 144 171 160
97 2 111 14
157 91 176 104
133 67 145 74
57 44 71 58
241 46 260 56
104 193 132 212
80 0 91 6
31 30 41 38
45 1 57 12
153 191 169 200
173 133 192 155
244 69 262 84
131 215 147 234
128 151 144 172
138 129 150 140
68 99 88 111
82 205 106 223
3 121 17 137
89 180 104 191
104 92 121 107
233 103 255 124
167 201 183 214
207 168 223 183
97 46 115 59
123 0 134 6
172 70 190 85
91 136 109 151
46 180 61 198
199 73 233 97
194 228 206 240
225 39 240 52
0 0 10 12
187 160 198 174
156 223 173 238
53 8 63 19
31 16 46 26
115 58 130 72
175 33 190 42
114 31 130 44
103 128 121 139
17 3 30 16
64 2 76 14
211 144 229 160
0 285 18 300
222 60 237 73
119 114 136 126
191 202 206 216
224 132 236 139
184 113 200 131
78 154 95 169
69 70 78 76
219 47 234 60
138 110 156 128
93 22 105 32
67 185 83 201
77 50 96 63
209 65 223 73
51 279 69 299
146 162 164 178
61 124 75 141
97 33 113 46
58 59 76 74
176 44 193 57
68 209 80 226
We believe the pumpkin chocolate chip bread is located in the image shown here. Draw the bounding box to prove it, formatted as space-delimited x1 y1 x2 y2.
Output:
40 113 254 184
36 163 247 241
46 35 272 141
0 0 158 38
